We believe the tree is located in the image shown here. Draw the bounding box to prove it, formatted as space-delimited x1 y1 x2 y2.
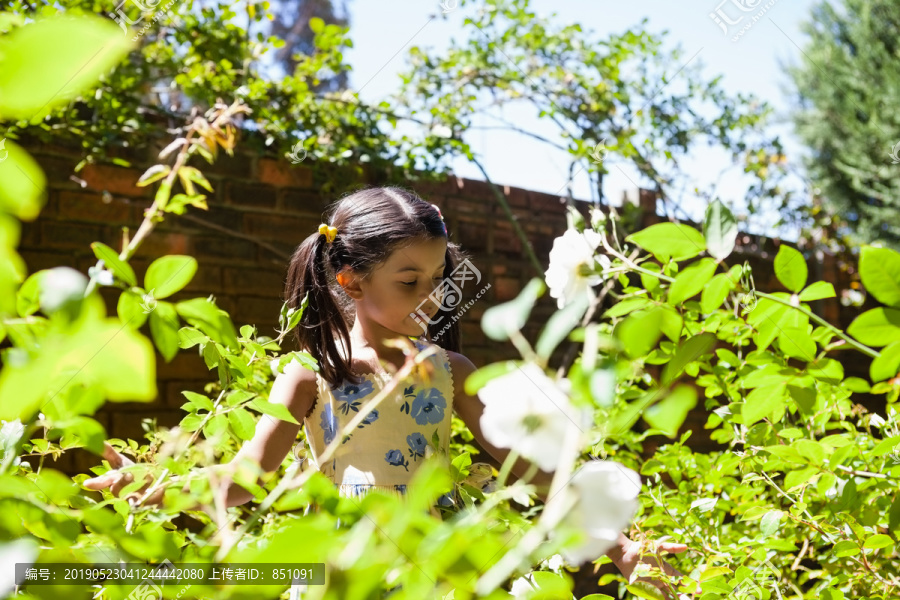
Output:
788 0 900 248
269 0 351 90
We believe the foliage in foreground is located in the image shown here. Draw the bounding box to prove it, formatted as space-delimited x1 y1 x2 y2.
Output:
0 8 899 600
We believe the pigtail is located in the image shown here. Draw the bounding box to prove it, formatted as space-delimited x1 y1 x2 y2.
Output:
284 230 357 390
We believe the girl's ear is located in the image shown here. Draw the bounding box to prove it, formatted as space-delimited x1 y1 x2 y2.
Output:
337 267 363 300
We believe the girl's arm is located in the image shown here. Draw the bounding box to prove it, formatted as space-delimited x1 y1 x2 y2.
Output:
448 351 691 598
85 362 317 509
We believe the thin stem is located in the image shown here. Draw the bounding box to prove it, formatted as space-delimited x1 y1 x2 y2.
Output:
754 291 879 359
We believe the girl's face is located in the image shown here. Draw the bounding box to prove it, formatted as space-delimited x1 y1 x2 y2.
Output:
341 237 449 338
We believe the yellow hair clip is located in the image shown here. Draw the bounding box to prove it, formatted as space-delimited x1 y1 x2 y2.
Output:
318 223 338 243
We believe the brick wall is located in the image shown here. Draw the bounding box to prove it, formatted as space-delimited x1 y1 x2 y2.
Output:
14 136 875 474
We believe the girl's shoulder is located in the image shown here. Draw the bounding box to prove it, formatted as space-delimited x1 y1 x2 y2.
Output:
429 346 477 398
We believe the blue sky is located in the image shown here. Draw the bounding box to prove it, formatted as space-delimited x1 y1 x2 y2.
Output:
340 0 822 233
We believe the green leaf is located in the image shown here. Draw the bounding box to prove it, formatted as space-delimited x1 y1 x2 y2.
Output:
49 416 106 454
175 297 239 351
776 326 817 361
182 391 214 411
784 466 818 490
871 341 900 382
625 223 705 262
616 307 664 358
668 258 717 305
625 582 666 600
847 308 900 347
643 385 697 438
249 399 300 424
799 281 835 301
701 273 736 313
862 534 893 550
703 200 738 261
774 245 807 292
0 138 47 220
91 242 137 287
148 301 180 362
661 333 716 385
482 277 544 341
889 495 900 534
603 297 650 318
136 164 171 187
808 357 843 384
0 297 157 421
759 510 782 536
144 255 198 299
699 566 732 581
178 327 207 349
116 288 152 329
0 14 133 120
859 246 900 307
180 414 202 432
742 383 786 425
309 16 325 33
228 408 256 441
536 291 590 361
832 541 858 557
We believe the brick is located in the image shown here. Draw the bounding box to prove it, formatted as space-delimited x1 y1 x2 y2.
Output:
454 178 497 202
58 190 132 223
244 213 319 245
182 263 223 294
505 186 530 210
32 155 81 188
107 410 181 444
235 295 282 330
39 221 103 250
492 225 522 254
223 266 284 295
494 276 520 302
192 235 258 262
202 151 254 179
226 181 277 209
279 189 330 215
80 163 149 198
257 158 314 188
530 192 566 216
131 232 191 260
17 249 81 274
157 351 208 379
456 220 489 252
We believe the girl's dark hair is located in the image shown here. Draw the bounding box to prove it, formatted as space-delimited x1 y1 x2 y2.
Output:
284 185 469 390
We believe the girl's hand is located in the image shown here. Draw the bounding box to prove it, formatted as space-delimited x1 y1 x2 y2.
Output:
610 537 699 600
83 442 163 507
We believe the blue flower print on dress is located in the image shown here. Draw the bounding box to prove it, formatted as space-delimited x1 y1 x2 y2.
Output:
333 378 374 414
385 449 409 471
407 432 427 461
359 409 379 427
410 388 447 425
320 404 337 445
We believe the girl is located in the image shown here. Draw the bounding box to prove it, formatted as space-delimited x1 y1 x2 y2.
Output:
86 186 689 598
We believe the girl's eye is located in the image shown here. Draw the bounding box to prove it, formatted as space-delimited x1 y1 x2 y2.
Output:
402 277 443 286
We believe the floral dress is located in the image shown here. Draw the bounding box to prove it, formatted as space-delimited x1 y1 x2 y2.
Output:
289 337 499 599
288 337 457 599
302 336 458 507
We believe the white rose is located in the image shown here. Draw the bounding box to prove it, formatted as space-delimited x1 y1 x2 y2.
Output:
478 363 591 472
544 228 610 310
556 460 641 565
39 267 88 313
